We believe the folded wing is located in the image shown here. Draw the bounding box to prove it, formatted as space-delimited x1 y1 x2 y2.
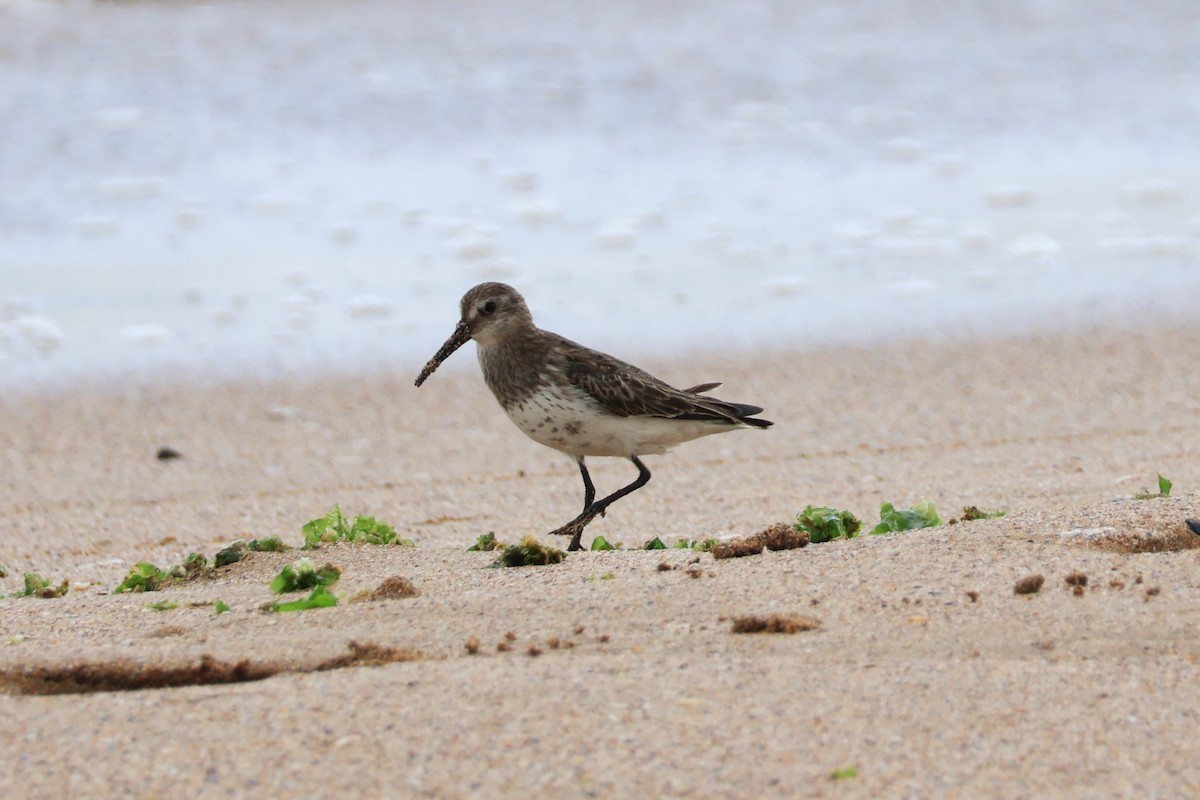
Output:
560 341 773 429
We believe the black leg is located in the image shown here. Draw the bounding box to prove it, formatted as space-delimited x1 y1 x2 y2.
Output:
577 457 595 512
552 457 653 552
591 456 651 516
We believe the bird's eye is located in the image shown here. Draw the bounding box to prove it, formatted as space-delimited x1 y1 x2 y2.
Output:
482 300 498 314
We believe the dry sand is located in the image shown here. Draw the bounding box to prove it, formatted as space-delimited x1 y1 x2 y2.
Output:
2 319 1199 798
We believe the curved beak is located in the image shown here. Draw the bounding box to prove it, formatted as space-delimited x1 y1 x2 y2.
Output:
414 321 470 387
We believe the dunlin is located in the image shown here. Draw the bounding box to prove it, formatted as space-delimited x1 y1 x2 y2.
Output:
415 282 773 551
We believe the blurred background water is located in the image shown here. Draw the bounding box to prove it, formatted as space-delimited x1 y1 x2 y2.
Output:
2 0 1198 386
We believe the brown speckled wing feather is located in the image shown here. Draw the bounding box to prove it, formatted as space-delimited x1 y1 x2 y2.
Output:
552 336 770 426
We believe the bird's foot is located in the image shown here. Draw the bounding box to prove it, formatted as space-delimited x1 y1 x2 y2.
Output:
548 507 602 551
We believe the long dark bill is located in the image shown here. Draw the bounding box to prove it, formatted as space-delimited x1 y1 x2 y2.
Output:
414 322 471 387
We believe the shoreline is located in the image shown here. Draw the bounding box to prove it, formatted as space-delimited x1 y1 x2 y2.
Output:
4 291 1199 397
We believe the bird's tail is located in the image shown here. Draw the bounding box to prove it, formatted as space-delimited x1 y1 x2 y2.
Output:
730 403 773 428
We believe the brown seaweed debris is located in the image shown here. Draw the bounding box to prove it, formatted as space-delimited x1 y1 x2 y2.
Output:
1062 523 1200 554
730 613 821 634
362 575 420 599
712 523 809 559
1014 574 1045 595
712 536 764 559
0 641 421 696
762 523 809 551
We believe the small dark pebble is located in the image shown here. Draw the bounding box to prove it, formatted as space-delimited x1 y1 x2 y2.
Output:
156 447 183 461
1187 519 1200 535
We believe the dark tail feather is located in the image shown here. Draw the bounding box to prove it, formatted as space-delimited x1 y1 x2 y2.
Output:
738 409 773 429
675 393 773 428
724 401 774 428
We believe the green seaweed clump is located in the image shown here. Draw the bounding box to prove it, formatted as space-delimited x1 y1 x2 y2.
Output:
267 585 338 613
795 506 863 543
22 573 69 598
1133 474 1173 500
114 562 175 593
270 558 341 594
959 506 1006 522
180 552 211 578
496 535 566 567
871 501 941 535
467 532 504 552
673 538 718 552
303 506 414 548
213 541 247 568
247 536 289 552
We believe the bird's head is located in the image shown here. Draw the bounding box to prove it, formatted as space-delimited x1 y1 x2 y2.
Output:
457 282 533 347
414 282 534 386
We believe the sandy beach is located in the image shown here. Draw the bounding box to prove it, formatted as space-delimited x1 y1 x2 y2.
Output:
1 317 1198 797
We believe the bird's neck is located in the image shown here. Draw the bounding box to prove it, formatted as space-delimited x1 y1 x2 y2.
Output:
476 326 551 407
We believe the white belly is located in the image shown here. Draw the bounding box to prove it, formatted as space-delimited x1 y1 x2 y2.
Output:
503 385 734 458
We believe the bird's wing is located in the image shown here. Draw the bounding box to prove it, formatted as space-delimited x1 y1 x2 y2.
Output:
555 338 753 424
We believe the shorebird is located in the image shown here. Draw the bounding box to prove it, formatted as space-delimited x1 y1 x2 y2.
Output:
414 282 773 551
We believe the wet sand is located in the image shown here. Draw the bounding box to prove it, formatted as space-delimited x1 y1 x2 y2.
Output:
1 318 1199 797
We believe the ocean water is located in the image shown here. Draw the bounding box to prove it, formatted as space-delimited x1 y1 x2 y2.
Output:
1 0 1198 387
